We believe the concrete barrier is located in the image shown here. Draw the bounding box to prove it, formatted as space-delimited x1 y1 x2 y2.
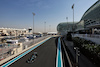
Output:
56 37 63 67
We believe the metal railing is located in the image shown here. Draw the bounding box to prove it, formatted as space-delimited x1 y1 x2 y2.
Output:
60 38 72 67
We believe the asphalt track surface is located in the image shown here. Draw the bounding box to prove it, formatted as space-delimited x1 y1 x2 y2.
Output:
9 37 57 67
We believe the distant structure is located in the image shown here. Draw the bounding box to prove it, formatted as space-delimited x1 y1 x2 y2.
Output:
0 27 31 36
28 27 32 34
47 32 57 35
75 0 100 34
57 1 100 35
57 22 77 35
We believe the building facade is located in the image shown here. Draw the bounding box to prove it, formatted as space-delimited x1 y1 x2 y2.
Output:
77 0 100 34
0 27 32 36
57 22 77 35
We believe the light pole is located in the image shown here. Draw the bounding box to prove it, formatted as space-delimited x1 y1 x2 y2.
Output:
66 17 68 33
32 12 35 44
74 47 80 67
15 30 17 39
49 25 51 32
66 17 68 23
44 22 46 33
32 12 35 35
72 4 74 36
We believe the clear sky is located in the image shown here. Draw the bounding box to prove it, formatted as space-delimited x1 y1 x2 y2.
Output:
0 0 98 32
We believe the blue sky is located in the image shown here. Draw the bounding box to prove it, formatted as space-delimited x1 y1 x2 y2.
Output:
0 0 97 32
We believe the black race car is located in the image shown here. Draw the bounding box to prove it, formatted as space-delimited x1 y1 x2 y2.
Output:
26 52 38 63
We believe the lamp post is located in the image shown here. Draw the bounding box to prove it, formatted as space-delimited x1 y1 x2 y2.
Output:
66 17 68 23
15 30 17 39
44 22 46 33
74 47 80 67
49 25 51 32
32 12 35 35
66 17 68 33
32 12 35 44
72 4 74 36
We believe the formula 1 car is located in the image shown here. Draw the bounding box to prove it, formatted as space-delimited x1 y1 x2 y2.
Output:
26 52 38 63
